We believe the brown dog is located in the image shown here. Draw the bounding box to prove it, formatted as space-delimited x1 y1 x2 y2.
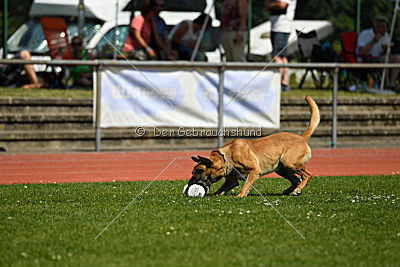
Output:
189 95 320 197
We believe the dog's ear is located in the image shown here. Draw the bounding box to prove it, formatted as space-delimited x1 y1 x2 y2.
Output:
198 155 212 167
210 150 225 169
191 156 200 163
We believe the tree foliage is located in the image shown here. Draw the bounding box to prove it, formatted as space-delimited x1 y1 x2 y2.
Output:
0 0 34 44
295 0 397 40
247 0 397 40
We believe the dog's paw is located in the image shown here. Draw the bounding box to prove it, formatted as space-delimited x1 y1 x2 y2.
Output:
292 189 302 196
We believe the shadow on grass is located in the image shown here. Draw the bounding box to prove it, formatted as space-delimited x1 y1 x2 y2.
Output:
247 192 284 197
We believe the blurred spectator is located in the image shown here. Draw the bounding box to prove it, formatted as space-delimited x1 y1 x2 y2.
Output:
357 16 400 89
123 0 174 60
153 0 178 60
71 36 93 88
220 0 248 62
168 13 212 61
0 50 45 89
265 0 297 91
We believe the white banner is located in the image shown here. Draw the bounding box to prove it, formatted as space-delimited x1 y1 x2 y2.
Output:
99 67 280 128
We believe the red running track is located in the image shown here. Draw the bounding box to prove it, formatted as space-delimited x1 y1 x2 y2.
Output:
0 148 399 185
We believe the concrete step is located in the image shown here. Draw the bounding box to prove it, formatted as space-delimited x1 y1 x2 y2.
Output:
1 96 400 152
0 98 92 113
0 105 93 114
1 97 399 113
1 126 399 141
0 113 92 131
280 120 399 128
282 97 400 112
1 129 399 152
0 98 92 106
281 111 400 121
2 111 399 121
282 97 400 105
0 113 91 123
281 111 400 127
1 111 399 131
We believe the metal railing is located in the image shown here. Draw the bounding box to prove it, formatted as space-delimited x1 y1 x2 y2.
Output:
1 59 399 150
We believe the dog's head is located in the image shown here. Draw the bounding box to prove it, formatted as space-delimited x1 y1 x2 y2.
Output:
189 151 226 188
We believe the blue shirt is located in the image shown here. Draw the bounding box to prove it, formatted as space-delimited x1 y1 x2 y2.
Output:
153 16 168 39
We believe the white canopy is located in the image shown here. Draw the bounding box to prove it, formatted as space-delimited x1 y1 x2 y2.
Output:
29 0 130 21
250 20 334 56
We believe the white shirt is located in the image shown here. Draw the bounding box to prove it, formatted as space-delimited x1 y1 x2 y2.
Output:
357 28 389 58
270 0 297 33
168 20 197 44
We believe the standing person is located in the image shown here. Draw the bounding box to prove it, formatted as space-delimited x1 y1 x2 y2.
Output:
123 0 174 60
168 13 212 61
220 0 248 62
153 0 178 60
357 16 400 90
265 0 297 92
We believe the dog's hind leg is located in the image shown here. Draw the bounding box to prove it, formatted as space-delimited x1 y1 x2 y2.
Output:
275 166 301 195
292 167 312 196
280 145 312 196
214 175 239 196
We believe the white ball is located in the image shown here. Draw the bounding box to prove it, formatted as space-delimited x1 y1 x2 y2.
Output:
183 184 206 197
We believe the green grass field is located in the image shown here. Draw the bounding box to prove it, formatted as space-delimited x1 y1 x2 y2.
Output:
1 86 398 99
1 175 399 266
0 87 93 99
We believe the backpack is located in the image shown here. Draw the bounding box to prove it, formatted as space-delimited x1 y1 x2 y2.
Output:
312 42 340 63
0 63 23 86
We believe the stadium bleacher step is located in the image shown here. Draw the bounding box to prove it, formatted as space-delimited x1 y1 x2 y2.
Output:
0 96 399 152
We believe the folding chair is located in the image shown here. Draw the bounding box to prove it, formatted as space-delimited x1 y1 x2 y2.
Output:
40 17 73 87
296 30 331 89
340 32 358 64
339 32 362 90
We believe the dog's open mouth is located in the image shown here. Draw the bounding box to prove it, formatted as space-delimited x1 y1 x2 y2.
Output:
188 176 213 191
188 177 211 188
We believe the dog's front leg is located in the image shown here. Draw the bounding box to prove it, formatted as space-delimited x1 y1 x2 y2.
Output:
214 176 239 196
237 169 261 197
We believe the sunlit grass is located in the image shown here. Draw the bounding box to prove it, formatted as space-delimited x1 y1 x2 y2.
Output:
1 85 398 99
1 175 399 266
0 87 92 98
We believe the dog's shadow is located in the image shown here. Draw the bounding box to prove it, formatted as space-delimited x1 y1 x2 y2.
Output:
246 192 283 197
212 192 284 197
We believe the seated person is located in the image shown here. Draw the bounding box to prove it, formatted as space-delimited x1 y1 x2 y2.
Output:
71 36 93 88
168 13 212 61
0 50 45 89
153 0 178 60
357 16 400 89
123 0 175 60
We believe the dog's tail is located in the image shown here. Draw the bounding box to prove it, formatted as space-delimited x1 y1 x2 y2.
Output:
301 95 320 140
